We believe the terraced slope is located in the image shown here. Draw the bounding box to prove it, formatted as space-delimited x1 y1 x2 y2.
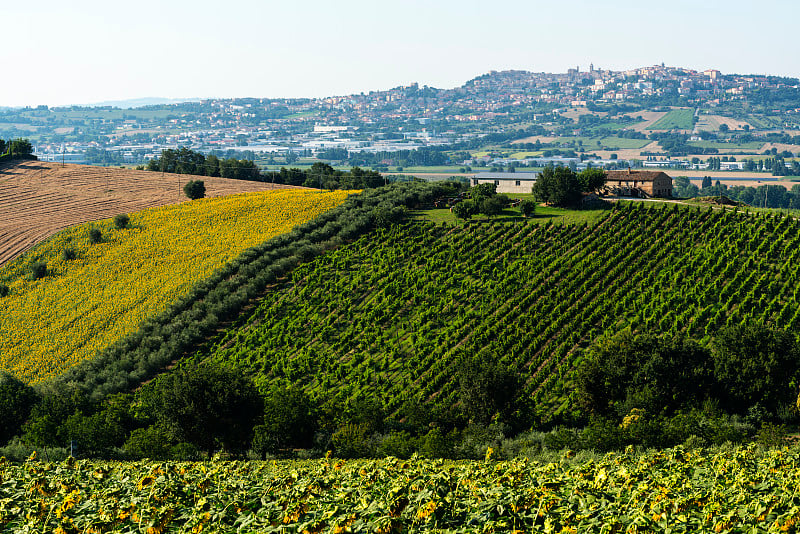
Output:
0 189 351 383
0 161 294 266
203 204 800 422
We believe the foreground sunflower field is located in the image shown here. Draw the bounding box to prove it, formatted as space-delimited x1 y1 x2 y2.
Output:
3 446 800 533
0 189 351 384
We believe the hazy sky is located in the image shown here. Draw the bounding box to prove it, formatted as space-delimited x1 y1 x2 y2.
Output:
3 0 798 107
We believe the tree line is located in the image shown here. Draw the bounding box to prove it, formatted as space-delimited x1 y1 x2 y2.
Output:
0 138 35 163
674 176 800 209
144 148 387 189
1 323 797 460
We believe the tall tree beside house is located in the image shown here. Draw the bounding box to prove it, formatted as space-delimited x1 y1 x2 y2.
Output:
532 166 583 208
577 168 606 193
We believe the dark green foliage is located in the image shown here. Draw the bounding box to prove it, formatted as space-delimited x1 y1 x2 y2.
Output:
0 372 40 444
29 261 47 280
140 362 264 456
458 357 520 424
122 424 199 460
62 247 77 261
113 214 130 229
59 398 132 456
532 166 583 207
22 390 93 448
577 168 607 193
519 200 536 217
470 183 497 202
252 387 318 457
89 228 102 244
183 180 206 200
577 331 712 417
0 284 9 297
8 138 33 156
711 325 800 415
479 195 505 217
452 199 478 220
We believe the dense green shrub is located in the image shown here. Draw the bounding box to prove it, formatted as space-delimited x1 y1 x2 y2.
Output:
29 261 48 280
113 214 130 229
89 228 102 244
183 180 206 200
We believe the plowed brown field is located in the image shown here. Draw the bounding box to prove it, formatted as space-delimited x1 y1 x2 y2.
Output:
0 161 298 266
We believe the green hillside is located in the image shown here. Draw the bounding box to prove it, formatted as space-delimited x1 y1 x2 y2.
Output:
198 203 800 423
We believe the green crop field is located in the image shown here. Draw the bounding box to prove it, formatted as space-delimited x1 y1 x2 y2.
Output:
647 109 695 130
4 446 800 533
192 203 800 422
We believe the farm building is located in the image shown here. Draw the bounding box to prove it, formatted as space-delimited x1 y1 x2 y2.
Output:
472 172 537 194
604 169 673 198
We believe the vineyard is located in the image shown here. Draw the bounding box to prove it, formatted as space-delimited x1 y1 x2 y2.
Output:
4 446 800 532
204 203 800 421
0 189 351 384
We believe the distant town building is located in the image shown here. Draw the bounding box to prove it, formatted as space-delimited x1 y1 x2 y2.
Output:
604 170 673 198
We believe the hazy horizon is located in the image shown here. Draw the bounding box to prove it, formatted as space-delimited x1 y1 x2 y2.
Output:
4 0 799 107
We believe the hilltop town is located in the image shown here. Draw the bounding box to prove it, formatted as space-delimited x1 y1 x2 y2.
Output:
1 64 798 173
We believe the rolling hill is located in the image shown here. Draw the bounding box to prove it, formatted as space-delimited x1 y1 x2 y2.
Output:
190 202 800 423
0 161 295 266
0 189 352 383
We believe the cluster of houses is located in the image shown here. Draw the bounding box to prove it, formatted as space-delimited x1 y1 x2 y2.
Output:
471 169 674 198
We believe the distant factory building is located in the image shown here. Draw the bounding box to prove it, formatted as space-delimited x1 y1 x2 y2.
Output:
604 169 673 198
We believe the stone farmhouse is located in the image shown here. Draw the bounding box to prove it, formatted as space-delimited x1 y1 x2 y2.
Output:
603 170 673 198
471 169 673 198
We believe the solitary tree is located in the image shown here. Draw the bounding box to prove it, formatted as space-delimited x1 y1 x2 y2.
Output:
452 200 478 221
519 199 536 217
183 180 206 200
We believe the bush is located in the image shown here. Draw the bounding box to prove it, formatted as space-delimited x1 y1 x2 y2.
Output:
0 284 9 297
114 214 130 229
62 247 77 261
183 180 206 200
519 200 537 217
89 228 102 244
30 261 47 280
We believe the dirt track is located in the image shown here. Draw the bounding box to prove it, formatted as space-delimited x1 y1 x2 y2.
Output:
0 161 297 266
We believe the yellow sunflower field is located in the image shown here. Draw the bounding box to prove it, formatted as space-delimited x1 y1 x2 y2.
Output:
0 189 351 383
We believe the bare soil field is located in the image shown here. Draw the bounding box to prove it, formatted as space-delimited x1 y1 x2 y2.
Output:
695 114 753 132
687 178 793 189
0 161 298 266
560 107 606 120
594 141 663 160
761 142 800 155
622 111 668 131
664 170 778 180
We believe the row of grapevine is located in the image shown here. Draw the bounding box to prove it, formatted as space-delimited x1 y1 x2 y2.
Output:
204 203 800 421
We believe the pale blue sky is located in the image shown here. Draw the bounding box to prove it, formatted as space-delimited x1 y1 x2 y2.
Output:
3 0 798 107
